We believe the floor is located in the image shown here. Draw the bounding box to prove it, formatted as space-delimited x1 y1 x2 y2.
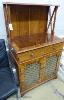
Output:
8 78 64 100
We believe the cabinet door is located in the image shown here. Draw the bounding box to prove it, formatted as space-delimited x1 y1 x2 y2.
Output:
19 57 46 91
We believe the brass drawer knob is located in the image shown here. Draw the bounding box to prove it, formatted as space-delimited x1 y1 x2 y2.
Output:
30 52 35 58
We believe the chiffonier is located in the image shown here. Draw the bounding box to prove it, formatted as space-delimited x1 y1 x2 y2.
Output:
3 2 63 96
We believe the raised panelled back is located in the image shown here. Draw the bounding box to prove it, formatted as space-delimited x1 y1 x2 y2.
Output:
10 5 29 40
9 5 49 41
30 6 49 34
29 6 49 43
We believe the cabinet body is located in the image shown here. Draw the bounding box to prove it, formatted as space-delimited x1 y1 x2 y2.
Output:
3 3 63 95
11 42 63 95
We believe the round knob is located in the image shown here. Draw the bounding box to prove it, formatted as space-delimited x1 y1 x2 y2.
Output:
30 52 34 58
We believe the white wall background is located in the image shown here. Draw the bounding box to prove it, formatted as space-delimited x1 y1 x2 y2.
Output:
0 0 7 40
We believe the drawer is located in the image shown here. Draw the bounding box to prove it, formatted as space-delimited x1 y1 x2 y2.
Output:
44 43 63 55
12 42 63 62
17 47 44 62
44 45 53 55
53 43 63 51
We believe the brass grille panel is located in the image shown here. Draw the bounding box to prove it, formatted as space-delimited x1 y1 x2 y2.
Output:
45 56 57 78
24 62 40 86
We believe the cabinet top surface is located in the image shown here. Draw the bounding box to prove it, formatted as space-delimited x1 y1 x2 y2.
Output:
11 35 63 54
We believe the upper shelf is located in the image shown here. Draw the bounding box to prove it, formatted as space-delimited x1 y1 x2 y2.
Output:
3 1 60 6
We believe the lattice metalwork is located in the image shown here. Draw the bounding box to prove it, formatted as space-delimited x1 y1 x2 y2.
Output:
24 62 40 86
45 55 57 78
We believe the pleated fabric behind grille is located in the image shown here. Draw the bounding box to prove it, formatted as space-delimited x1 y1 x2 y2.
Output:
45 55 57 78
24 62 40 86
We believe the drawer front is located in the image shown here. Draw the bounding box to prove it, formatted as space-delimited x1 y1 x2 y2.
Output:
53 43 63 51
18 48 44 62
44 42 63 56
17 42 63 62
